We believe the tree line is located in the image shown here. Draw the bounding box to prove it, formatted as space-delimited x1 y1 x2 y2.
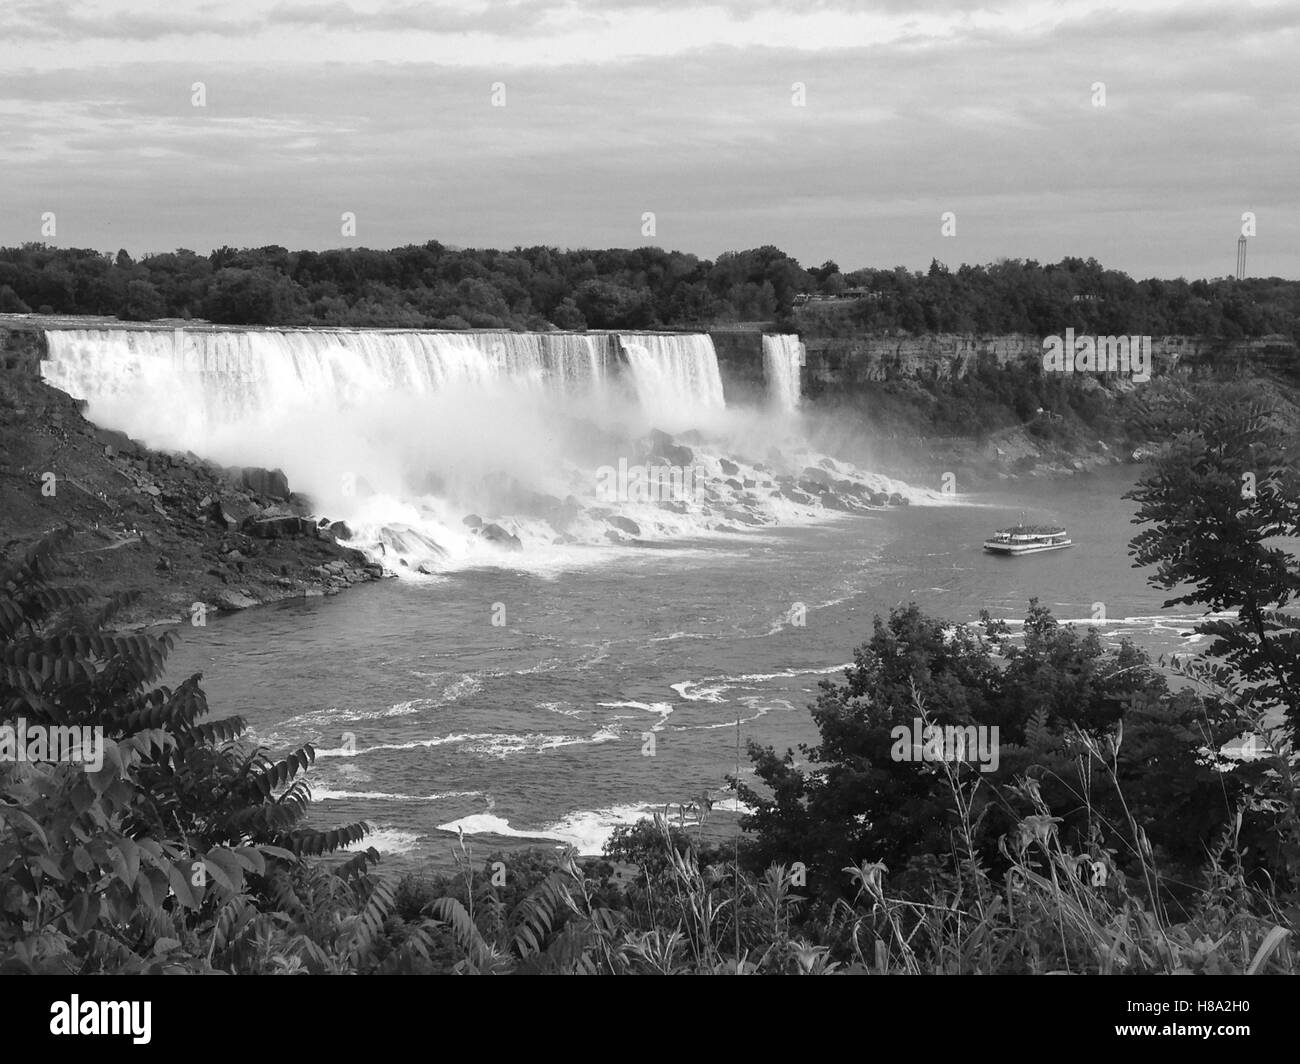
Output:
0 241 1297 339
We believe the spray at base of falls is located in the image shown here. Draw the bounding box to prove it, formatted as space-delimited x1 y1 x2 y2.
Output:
40 327 944 574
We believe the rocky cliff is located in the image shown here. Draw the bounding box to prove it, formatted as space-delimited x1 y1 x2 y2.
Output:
799 332 1298 393
0 320 386 627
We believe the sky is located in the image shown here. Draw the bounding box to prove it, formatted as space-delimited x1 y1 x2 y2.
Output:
1 0 1297 279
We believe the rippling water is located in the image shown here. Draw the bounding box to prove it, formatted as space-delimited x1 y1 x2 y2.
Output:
165 465 1206 872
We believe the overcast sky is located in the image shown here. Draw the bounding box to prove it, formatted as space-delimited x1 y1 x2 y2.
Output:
2 0 1296 279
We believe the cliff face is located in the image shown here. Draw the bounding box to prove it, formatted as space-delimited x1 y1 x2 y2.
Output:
0 319 47 374
707 328 766 404
703 325 1299 402
800 333 1299 395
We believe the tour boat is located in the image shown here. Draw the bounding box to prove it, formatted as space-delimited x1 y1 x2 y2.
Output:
983 519 1072 555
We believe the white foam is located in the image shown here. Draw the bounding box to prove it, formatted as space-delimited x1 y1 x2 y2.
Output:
597 701 674 731
439 804 666 856
313 786 484 802
671 663 850 703
345 827 423 855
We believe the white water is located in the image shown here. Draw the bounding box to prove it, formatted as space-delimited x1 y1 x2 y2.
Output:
41 326 938 572
619 334 725 430
762 334 804 413
41 328 613 448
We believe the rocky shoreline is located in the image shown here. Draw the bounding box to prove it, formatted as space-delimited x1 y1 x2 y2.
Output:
0 370 390 629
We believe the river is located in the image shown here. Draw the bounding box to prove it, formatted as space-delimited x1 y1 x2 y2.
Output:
165 463 1205 872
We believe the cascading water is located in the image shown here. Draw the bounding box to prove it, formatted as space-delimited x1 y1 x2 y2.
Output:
618 334 726 430
762 334 804 414
41 328 613 451
40 325 935 572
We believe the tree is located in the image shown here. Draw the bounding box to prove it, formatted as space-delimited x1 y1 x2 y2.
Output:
1126 387 1300 735
0 529 378 973
203 267 303 325
737 599 1227 900
120 279 164 322
549 297 586 330
0 285 29 313
573 279 656 329
737 604 1006 894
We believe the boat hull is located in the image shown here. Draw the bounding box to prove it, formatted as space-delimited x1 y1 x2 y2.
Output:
983 540 1073 555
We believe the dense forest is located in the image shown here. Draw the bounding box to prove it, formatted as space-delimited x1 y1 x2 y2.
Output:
1 241 1298 339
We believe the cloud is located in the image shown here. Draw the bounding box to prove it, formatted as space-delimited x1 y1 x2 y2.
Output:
0 2 1295 278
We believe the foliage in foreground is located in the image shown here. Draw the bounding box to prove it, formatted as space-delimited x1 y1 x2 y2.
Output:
0 528 405 973
3 382 1297 973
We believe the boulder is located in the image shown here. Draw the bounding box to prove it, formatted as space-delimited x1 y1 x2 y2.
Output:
240 467 290 500
479 523 522 551
214 589 258 611
818 492 856 512
801 466 833 487
647 428 694 468
718 458 740 476
463 514 483 530
207 495 257 530
328 520 355 540
244 515 313 539
608 515 640 536
779 487 815 505
887 492 909 506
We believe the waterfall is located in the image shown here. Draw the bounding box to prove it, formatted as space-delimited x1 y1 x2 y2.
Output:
618 334 726 430
36 325 932 571
762 334 804 413
41 328 614 451
38 326 731 565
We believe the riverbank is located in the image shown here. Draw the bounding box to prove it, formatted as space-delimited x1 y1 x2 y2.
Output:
804 361 1300 490
0 367 387 629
